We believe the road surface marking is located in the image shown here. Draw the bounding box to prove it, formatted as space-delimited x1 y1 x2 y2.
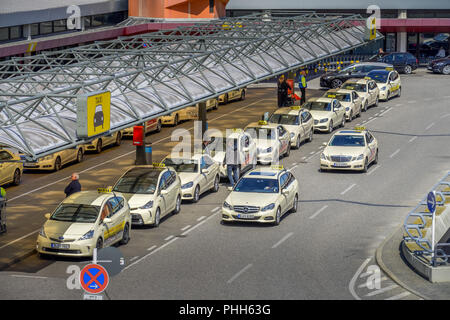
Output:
365 284 398 297
124 238 178 271
309 151 315 155
272 232 294 249
11 275 48 279
147 245 157 251
181 225 191 231
164 235 175 241
425 122 435 131
389 149 400 158
369 117 374 120
379 107 392 117
423 98 433 101
309 205 328 219
349 257 372 300
0 229 41 250
395 103 403 107
341 183 356 195
197 216 206 221
385 291 411 300
367 165 381 176
442 113 450 119
358 276 388 288
408 136 418 143
363 117 376 126
408 100 417 104
129 256 139 262
182 213 218 236
211 207 221 213
227 264 253 284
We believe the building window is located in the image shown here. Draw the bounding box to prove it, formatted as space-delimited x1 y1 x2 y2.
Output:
92 14 105 27
0 28 8 41
30 23 39 36
84 16 92 29
53 19 67 33
40 21 53 35
209 0 214 13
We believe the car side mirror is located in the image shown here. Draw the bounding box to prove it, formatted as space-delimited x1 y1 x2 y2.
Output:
282 189 289 195
322 142 327 146
103 217 112 223
161 189 168 195
202 168 210 174
44 213 51 219
242 147 249 152
227 186 233 191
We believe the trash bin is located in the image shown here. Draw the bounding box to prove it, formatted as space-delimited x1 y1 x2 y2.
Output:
0 197 6 234
145 143 152 165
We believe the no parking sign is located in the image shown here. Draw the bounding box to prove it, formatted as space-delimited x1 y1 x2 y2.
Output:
80 264 109 294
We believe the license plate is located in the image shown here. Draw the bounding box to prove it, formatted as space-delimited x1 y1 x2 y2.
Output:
333 162 348 167
51 243 70 249
238 214 254 219
24 162 38 167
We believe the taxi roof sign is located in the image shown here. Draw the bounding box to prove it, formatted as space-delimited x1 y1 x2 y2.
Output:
291 106 301 110
354 126 366 132
271 165 284 170
231 128 243 132
152 162 165 168
326 94 336 98
97 188 112 193
258 120 268 125
364 76 371 80
385 67 394 71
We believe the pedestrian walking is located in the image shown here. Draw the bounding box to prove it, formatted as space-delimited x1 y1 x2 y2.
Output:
298 70 308 105
225 138 240 187
277 75 289 107
64 173 81 198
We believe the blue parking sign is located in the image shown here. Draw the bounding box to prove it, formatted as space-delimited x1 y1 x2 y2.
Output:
427 191 436 214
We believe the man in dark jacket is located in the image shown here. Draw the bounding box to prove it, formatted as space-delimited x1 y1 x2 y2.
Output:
64 173 81 197
277 75 289 107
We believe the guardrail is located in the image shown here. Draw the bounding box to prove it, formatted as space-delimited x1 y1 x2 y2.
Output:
403 172 450 267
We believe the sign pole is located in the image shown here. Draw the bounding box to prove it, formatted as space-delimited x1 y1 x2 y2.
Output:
427 191 437 265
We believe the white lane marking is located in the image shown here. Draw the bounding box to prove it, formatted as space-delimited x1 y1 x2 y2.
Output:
341 183 356 195
292 162 297 166
181 225 191 231
442 114 450 119
197 216 206 222
0 229 40 250
11 275 48 279
362 117 376 126
385 291 411 300
408 100 417 104
289 165 298 171
349 257 372 300
129 256 139 262
374 113 380 117
425 122 435 131
389 148 400 158
272 232 294 249
379 107 392 117
408 136 418 143
227 264 253 284
365 284 398 297
369 117 374 120
309 151 315 155
164 235 174 241
147 245 157 251
309 205 328 219
124 238 178 271
211 207 221 213
395 103 403 107
367 165 381 176
358 276 388 288
182 212 218 236
423 98 433 101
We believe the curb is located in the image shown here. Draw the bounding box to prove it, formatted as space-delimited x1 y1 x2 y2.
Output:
375 224 431 300
0 248 36 271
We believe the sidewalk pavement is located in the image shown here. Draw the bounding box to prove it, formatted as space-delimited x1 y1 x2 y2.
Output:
376 225 450 300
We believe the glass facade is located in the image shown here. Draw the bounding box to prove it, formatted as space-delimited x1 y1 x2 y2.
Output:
408 32 449 58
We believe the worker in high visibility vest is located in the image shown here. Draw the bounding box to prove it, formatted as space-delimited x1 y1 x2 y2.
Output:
0 187 5 199
298 70 307 105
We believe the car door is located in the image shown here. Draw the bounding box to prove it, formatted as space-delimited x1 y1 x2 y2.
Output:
279 173 289 213
352 91 361 113
277 126 289 155
163 170 177 214
365 132 377 162
284 172 297 210
299 111 308 141
0 150 14 185
367 82 376 104
102 198 121 245
245 133 257 167
201 155 216 190
107 196 127 244
198 157 209 191
157 172 168 215
332 100 340 124
391 71 400 94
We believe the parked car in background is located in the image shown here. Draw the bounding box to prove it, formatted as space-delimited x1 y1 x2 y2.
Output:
427 56 450 75
375 52 418 74
123 118 162 138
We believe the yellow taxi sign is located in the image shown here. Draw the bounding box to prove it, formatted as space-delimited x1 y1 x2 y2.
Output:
258 120 268 125
97 187 112 193
152 162 165 168
354 126 366 132
326 94 336 98
364 76 372 80
385 67 394 71
231 128 243 132
271 165 284 170
291 106 301 110
77 90 111 138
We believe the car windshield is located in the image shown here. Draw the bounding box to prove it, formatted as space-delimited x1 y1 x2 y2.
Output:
329 135 365 147
233 178 279 193
113 169 160 194
326 93 351 102
245 128 276 140
304 101 332 112
163 158 198 172
368 73 388 83
341 83 366 92
269 114 299 125
51 204 100 223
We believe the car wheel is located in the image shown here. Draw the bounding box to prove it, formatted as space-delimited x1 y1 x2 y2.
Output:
374 96 379 107
397 87 401 97
273 207 281 226
13 169 21 186
173 195 181 214
173 114 179 126
96 238 103 249
192 185 200 203
224 94 229 104
404 65 412 74
331 79 342 89
76 149 83 163
115 132 122 146
54 157 62 171
386 90 391 101
349 111 353 121
285 143 291 157
373 150 379 165
363 101 368 112
213 100 218 110
240 91 245 101
290 194 298 213
153 208 161 227
340 116 345 128
357 106 362 117
328 120 333 133
295 135 301 149
119 223 130 245
363 158 368 173
443 65 450 75
96 139 102 153
212 175 220 192
309 129 313 142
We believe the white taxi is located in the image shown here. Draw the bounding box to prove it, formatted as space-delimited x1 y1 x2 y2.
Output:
320 127 379 173
123 118 162 137
218 88 246 104
340 78 379 111
161 99 218 126
0 148 23 186
244 121 291 164
303 97 346 133
367 69 401 101
162 154 220 202
37 189 132 257
112 164 182 227
83 131 123 154
323 89 362 121
22 146 84 171
268 106 314 149
222 166 299 225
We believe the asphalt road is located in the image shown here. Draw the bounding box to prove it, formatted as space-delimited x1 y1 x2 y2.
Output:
0 69 449 300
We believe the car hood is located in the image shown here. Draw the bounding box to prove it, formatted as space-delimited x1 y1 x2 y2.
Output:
324 146 365 157
226 192 279 207
254 139 278 148
177 172 199 185
44 220 94 237
211 151 225 164
121 192 156 208
309 110 333 120
431 57 449 64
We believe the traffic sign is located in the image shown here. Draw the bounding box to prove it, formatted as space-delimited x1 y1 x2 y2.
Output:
427 191 436 213
80 264 109 294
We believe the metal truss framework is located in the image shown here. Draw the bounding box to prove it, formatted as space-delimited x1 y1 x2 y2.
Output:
0 12 383 159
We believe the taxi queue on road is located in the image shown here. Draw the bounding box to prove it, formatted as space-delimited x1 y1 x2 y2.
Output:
0 67 401 258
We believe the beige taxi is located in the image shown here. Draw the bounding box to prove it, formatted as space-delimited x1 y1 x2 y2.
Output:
340 78 379 111
112 164 181 227
162 154 220 202
244 121 291 164
0 149 23 186
323 89 362 121
303 97 346 133
123 118 162 137
83 131 123 154
22 146 84 171
37 189 132 257
218 88 246 104
320 127 379 173
367 68 401 101
222 166 299 225
268 106 314 149
161 99 218 126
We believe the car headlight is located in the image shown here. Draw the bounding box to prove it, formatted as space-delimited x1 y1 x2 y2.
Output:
39 155 53 161
345 107 350 111
181 182 194 189
223 201 233 210
78 230 94 241
321 153 329 161
39 227 47 238
356 154 364 160
139 200 154 209
319 118 328 123
290 132 295 139
435 62 444 66
261 203 275 212
381 86 387 90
